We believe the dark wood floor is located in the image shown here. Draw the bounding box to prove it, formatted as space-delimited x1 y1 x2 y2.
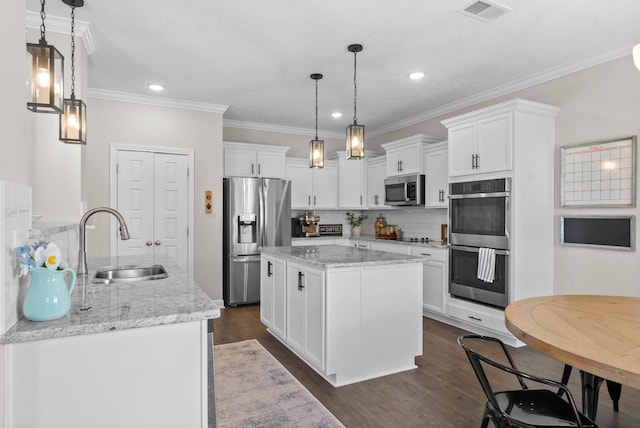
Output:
214 305 640 427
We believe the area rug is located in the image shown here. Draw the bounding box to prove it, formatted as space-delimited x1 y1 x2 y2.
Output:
214 339 344 428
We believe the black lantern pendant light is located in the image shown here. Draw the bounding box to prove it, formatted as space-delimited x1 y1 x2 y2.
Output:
60 0 87 144
309 73 324 169
346 44 365 160
27 0 65 113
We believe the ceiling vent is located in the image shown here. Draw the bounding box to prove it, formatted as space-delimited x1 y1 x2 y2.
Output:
460 0 512 22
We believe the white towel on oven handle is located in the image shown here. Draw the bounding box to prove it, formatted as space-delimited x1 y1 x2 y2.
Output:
477 247 496 283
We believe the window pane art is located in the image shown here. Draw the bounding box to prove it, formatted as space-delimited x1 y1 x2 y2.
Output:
561 136 636 207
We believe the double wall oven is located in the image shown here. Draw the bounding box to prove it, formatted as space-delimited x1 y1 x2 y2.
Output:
448 178 511 308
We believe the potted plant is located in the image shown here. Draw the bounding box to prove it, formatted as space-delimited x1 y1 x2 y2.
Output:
346 212 367 236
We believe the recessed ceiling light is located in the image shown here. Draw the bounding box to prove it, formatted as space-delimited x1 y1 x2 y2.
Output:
331 112 343 118
409 72 425 80
148 83 164 92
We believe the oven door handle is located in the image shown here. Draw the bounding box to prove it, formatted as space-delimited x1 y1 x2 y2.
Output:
450 245 510 256
449 191 510 199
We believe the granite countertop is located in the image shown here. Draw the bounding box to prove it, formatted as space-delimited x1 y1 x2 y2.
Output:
1 256 220 344
260 245 425 269
292 235 449 249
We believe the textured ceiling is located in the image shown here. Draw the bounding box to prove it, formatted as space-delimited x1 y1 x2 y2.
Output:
26 0 640 137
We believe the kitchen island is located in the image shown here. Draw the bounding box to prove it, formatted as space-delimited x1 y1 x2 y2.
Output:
260 245 424 387
1 256 219 428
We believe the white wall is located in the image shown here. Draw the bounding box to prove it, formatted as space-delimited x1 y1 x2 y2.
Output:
83 98 224 300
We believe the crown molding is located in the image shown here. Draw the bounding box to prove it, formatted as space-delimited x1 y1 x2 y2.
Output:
223 119 344 140
369 46 633 137
88 88 229 114
26 11 95 55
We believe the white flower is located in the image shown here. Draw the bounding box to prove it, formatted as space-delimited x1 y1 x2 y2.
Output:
33 246 46 267
44 243 62 271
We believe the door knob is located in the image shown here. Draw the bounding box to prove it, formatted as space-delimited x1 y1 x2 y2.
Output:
155 240 161 246
146 241 152 246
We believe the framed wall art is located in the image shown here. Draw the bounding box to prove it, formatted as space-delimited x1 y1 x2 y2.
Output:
561 136 636 207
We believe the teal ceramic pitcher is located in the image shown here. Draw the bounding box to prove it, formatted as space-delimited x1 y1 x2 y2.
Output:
23 267 76 322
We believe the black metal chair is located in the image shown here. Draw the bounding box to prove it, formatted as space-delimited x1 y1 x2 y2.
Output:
458 334 598 428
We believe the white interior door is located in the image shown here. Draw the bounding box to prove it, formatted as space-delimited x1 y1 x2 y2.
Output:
115 149 189 274
154 153 189 272
117 150 155 258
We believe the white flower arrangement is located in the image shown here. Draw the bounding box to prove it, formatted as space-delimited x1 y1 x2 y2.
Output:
15 242 69 277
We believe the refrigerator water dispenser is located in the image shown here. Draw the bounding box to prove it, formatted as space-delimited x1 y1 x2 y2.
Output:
238 213 257 244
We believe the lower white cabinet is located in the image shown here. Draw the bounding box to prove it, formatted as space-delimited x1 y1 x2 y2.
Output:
286 262 325 371
260 255 287 340
409 246 447 316
369 241 410 254
447 296 512 338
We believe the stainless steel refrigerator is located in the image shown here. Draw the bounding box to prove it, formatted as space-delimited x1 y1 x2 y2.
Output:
223 177 291 306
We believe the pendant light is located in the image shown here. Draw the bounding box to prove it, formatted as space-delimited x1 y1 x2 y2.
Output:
60 0 87 144
634 43 640 71
27 0 64 113
309 73 324 169
346 44 365 160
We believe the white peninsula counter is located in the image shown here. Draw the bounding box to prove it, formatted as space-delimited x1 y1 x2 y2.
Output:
260 245 424 387
1 256 220 428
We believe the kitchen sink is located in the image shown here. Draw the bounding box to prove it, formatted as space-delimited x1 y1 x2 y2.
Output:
91 264 168 284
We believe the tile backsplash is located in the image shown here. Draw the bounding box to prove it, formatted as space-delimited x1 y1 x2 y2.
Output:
295 207 448 241
1 180 32 333
1 180 79 334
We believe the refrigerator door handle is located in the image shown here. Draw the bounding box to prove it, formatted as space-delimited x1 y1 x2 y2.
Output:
259 181 265 246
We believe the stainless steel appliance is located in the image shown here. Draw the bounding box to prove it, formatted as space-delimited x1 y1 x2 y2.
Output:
297 212 320 237
449 245 509 308
448 177 511 308
449 178 511 249
384 174 425 206
223 177 291 306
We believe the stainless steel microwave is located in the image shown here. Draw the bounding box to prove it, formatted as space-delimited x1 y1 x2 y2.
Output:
384 174 425 206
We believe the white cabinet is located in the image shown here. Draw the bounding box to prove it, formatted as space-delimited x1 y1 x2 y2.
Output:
381 134 441 177
224 142 289 178
367 156 390 209
443 111 512 177
410 246 447 316
286 262 325 371
369 241 410 254
423 142 449 208
286 158 338 210
333 152 367 209
260 255 287 340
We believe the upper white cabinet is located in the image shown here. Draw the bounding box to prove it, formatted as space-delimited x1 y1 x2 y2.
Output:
336 153 368 209
444 113 512 177
224 142 289 178
423 142 448 208
367 156 390 209
286 158 338 210
381 134 441 177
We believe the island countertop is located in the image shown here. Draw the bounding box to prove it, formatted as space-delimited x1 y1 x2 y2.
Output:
1 256 220 344
260 245 425 269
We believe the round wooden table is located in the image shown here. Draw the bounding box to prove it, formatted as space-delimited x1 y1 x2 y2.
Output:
505 295 640 420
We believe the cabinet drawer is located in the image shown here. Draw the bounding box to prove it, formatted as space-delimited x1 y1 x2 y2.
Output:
447 299 509 335
409 246 446 262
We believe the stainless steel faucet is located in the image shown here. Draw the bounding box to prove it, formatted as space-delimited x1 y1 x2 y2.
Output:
78 207 131 275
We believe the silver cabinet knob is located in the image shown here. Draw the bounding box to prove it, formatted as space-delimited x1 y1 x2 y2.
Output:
155 240 161 246
146 241 152 246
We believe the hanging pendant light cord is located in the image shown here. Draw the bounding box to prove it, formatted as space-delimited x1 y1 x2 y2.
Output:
315 79 319 140
38 0 47 44
352 50 358 124
70 5 76 99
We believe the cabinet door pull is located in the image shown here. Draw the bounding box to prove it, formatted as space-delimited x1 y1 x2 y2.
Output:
267 261 273 277
471 154 476 169
155 240 161 246
146 241 153 246
468 315 482 322
258 164 261 175
308 195 311 205
476 154 480 169
360 195 363 205
420 252 432 257
251 163 255 174
314 195 317 205
298 271 305 290
374 195 379 205
398 160 403 172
